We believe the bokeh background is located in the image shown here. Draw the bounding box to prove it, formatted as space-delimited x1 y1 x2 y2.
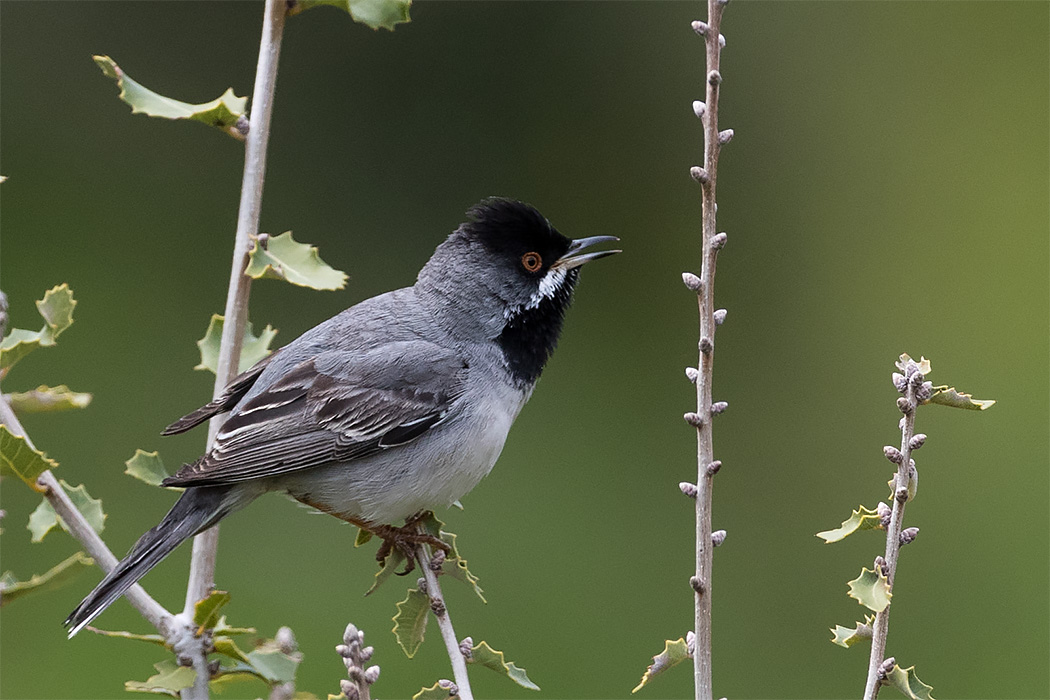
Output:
1 2 1047 699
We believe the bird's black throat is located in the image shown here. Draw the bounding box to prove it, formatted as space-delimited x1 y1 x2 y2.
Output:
497 269 579 388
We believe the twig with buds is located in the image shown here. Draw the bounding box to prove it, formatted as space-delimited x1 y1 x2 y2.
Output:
336 623 380 700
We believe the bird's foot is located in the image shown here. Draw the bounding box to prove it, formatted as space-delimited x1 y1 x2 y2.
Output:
371 512 451 576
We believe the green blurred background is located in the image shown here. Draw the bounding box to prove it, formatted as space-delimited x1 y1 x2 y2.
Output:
2 2 1047 698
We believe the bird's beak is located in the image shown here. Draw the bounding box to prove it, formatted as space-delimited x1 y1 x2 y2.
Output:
553 236 622 270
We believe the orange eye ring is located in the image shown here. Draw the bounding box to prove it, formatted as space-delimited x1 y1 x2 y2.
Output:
521 251 543 272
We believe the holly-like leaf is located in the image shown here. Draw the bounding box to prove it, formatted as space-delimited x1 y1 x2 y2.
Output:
0 551 93 606
93 56 248 140
6 385 92 413
289 0 411 31
28 480 106 542
125 449 171 487
0 284 77 372
392 587 429 658
125 660 197 697
246 639 301 683
85 627 168 648
885 663 936 700
413 680 460 700
469 641 540 691
245 232 348 290
0 425 57 487
418 513 486 602
924 385 995 411
848 567 892 613
816 505 884 543
631 637 691 693
195 314 277 375
193 589 232 632
830 615 874 648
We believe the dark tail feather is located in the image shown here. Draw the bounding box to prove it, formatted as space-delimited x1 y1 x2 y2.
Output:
64 486 231 637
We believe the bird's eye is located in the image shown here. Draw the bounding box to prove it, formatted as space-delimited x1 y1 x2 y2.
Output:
521 252 543 272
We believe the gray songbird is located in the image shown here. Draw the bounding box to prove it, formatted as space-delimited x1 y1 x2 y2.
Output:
65 198 619 635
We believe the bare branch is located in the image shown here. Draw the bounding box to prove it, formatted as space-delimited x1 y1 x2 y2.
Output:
417 542 474 700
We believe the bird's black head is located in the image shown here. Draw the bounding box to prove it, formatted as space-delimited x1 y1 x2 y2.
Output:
417 198 619 387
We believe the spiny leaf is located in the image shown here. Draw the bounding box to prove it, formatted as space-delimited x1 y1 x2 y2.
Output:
246 638 302 683
830 615 874 648
848 567 892 613
0 284 77 372
413 680 460 700
392 587 429 658
0 551 93 606
193 589 231 631
884 663 936 700
924 385 995 410
817 505 884 543
896 354 931 376
245 232 348 290
93 56 248 140
6 385 92 413
125 660 197 697
195 314 277 375
124 449 171 487
289 0 411 31
0 425 57 487
418 512 485 602
631 637 691 693
85 627 168 647
0 329 46 372
469 641 540 691
28 480 106 542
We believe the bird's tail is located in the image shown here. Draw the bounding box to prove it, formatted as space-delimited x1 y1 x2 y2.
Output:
64 486 232 637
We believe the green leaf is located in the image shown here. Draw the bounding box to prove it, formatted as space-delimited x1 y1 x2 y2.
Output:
0 424 57 487
245 232 348 290
85 627 169 647
246 639 301 683
366 547 407 595
413 680 460 700
418 513 485 603
816 505 884 543
392 587 429 658
193 589 231 631
848 567 892 613
354 527 374 547
0 328 46 372
195 314 277 375
830 615 874 648
0 551 93 606
28 480 106 542
884 663 936 700
93 56 248 140
124 449 171 487
469 640 540 691
631 637 691 693
6 385 92 413
289 0 411 31
212 635 252 664
0 284 77 371
925 385 995 410
213 615 256 636
125 660 197 697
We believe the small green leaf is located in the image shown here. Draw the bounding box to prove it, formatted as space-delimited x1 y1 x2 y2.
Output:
816 505 885 543
126 660 197 697
28 480 106 542
213 615 256 636
0 328 46 372
418 513 485 602
6 385 92 413
354 528 374 547
125 449 171 487
246 639 301 683
848 567 892 613
924 385 995 410
366 547 407 595
830 615 874 648
631 637 691 693
1 285 78 371
212 635 252 664
0 551 93 606
94 56 248 140
246 232 348 290
290 0 411 31
28 498 59 542
0 425 57 487
884 663 936 700
193 589 232 631
896 354 931 376
469 641 540 691
85 627 169 647
392 587 429 658
195 314 277 375
413 680 460 700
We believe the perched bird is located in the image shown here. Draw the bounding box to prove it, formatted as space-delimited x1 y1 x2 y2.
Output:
65 198 619 636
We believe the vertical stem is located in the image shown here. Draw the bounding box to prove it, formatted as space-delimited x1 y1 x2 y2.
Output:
693 2 726 700
418 544 474 700
181 1 286 697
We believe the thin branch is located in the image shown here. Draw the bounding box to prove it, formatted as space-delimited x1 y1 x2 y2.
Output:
0 397 174 637
863 363 925 699
690 2 729 700
181 0 287 697
418 543 474 700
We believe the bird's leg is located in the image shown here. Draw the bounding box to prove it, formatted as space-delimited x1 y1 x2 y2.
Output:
369 511 452 575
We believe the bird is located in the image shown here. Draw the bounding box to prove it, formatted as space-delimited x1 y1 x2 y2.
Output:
65 197 620 636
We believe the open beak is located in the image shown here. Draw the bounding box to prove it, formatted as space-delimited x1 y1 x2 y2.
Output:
553 236 622 270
